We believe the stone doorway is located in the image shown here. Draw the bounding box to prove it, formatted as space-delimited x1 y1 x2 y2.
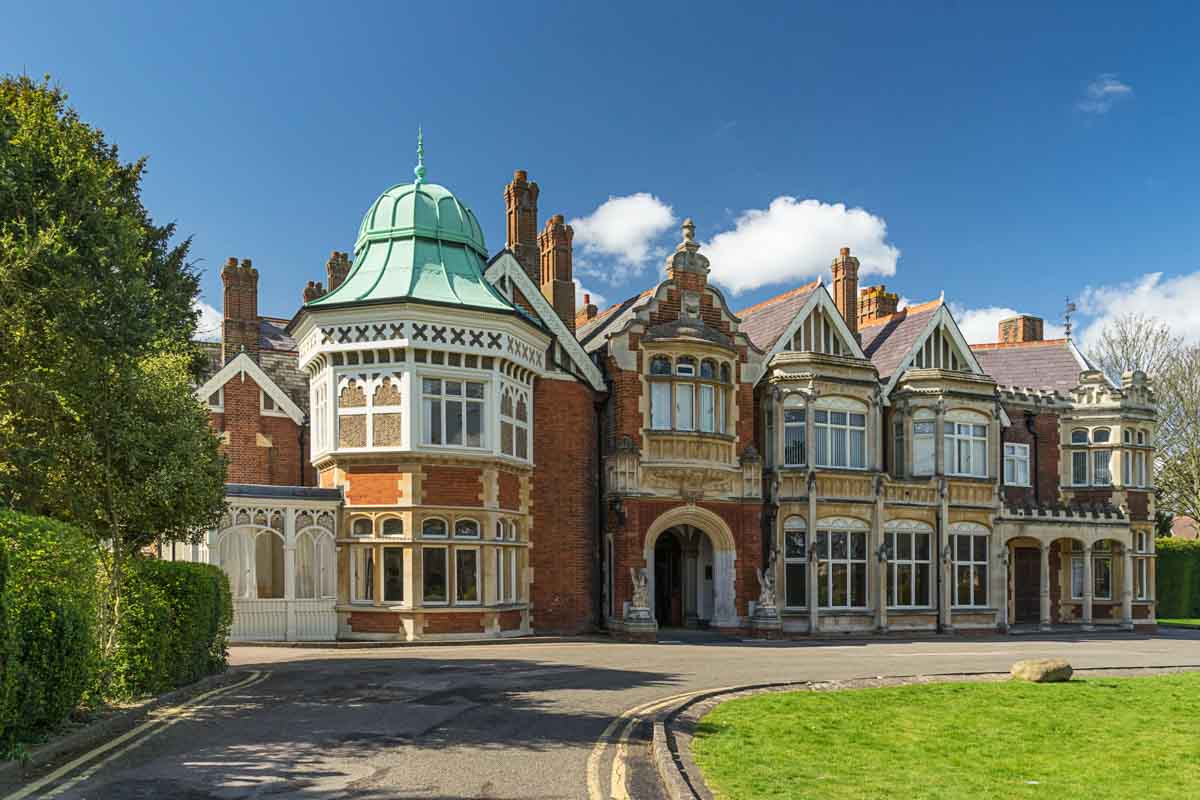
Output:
655 532 683 627
1013 547 1041 624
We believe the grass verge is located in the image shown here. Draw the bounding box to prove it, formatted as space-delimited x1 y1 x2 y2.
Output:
691 673 1200 799
1158 618 1200 626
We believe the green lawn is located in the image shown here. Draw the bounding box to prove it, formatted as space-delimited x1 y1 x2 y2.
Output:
1158 618 1200 626
691 673 1200 799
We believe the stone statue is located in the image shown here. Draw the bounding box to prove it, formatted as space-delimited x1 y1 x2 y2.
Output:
630 567 650 610
756 551 778 610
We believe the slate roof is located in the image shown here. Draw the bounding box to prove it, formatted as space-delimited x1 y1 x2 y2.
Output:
971 338 1089 395
859 300 941 378
576 289 653 353
196 316 310 415
735 281 821 352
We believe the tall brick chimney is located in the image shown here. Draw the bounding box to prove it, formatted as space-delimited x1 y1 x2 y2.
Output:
221 257 259 362
538 214 576 333
504 169 540 286
858 284 900 327
830 247 860 338
998 315 1044 343
326 251 351 293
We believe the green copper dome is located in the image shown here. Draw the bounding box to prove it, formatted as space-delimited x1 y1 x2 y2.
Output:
306 181 513 312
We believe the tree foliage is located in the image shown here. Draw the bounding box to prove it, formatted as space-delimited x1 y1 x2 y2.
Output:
1087 313 1183 381
0 75 226 646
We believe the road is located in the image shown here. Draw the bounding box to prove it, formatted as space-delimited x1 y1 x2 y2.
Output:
7 629 1200 799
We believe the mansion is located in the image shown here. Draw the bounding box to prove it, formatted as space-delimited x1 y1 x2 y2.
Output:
178 161 1159 642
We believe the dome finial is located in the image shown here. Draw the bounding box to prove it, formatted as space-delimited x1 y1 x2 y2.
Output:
414 126 426 187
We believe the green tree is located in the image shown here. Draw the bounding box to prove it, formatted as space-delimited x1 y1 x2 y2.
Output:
0 75 225 649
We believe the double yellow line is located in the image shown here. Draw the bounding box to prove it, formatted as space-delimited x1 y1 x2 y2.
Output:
5 670 270 800
587 685 734 800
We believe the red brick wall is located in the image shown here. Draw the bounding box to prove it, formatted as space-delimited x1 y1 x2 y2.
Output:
348 611 402 634
999 406 1060 508
212 372 307 486
345 465 402 505
422 466 482 507
424 612 485 634
498 609 523 630
498 471 521 511
1126 490 1151 521
530 377 598 633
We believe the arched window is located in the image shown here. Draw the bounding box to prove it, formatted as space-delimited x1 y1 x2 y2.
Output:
721 363 732 383
381 517 403 537
1071 429 1089 444
1092 428 1111 444
295 530 337 600
950 522 989 607
700 359 717 379
783 516 807 609
255 531 285 599
454 519 480 539
422 518 447 538
814 517 869 608
1137 430 1147 445
352 517 373 537
884 520 933 608
650 356 672 376
675 357 696 376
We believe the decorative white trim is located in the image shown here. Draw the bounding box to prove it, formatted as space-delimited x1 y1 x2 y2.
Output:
816 516 870 531
763 282 868 363
884 518 934 532
484 253 606 392
882 304 985 398
196 353 305 425
949 521 990 534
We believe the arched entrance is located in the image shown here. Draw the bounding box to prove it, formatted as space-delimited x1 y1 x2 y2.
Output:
643 506 738 628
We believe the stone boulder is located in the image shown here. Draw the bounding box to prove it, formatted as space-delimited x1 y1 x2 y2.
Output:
1010 658 1073 683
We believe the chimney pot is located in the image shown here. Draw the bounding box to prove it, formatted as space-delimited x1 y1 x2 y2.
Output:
225 256 238 268
840 246 851 257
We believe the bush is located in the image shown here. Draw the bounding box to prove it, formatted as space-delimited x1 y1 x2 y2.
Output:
108 559 232 698
0 510 100 749
1156 537 1200 619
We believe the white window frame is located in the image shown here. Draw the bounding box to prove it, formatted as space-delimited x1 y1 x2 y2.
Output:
912 418 935 476
351 517 373 538
782 516 807 610
422 517 448 539
421 376 487 449
500 383 531 462
380 516 404 537
1134 532 1151 601
454 546 482 605
454 518 481 539
886 528 933 608
1092 449 1112 486
1071 450 1089 486
1070 541 1113 600
1003 442 1030 487
815 522 869 609
945 421 988 478
814 406 867 470
951 531 989 608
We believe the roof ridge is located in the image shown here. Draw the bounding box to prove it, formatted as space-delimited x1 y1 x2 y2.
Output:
859 297 941 329
971 338 1068 351
736 279 821 317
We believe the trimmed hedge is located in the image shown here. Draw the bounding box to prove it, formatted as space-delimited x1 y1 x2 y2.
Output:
0 510 100 749
1156 537 1200 619
108 559 232 699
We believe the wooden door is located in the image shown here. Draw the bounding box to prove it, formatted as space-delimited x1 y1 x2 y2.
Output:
1014 548 1041 623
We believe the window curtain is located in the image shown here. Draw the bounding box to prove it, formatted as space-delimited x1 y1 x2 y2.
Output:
296 533 316 599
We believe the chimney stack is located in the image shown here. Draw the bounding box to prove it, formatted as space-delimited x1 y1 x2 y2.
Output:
221 257 260 362
538 213 576 333
998 315 1044 344
504 169 540 286
831 247 860 339
858 284 900 327
303 280 325 303
575 292 599 330
326 251 351 293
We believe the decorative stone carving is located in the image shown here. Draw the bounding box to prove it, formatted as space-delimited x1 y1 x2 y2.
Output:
630 567 650 611
755 551 778 612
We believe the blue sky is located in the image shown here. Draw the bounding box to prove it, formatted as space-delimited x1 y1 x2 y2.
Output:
5 2 1200 348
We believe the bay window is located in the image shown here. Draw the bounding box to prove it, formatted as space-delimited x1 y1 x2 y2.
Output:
647 353 732 434
1134 532 1150 600
422 546 448 603
1004 443 1030 486
952 527 988 607
783 408 805 466
455 548 480 603
783 517 806 608
351 546 376 603
422 378 485 448
913 419 935 476
815 522 868 608
674 382 695 430
886 525 932 608
500 386 531 460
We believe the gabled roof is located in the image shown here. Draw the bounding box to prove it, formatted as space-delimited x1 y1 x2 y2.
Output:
735 281 821 352
196 352 306 425
971 338 1093 395
859 299 943 378
482 252 605 392
576 289 654 353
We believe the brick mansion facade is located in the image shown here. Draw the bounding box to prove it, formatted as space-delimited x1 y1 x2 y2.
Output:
181 164 1159 642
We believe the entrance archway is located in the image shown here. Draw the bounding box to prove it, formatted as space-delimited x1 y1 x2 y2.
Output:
643 506 738 628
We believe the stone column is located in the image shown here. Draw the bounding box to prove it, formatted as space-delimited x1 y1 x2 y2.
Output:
939 484 953 631
804 393 815 468
873 484 887 631
997 542 1009 633
1121 542 1134 631
934 401 946 477
1039 542 1052 631
1082 544 1094 631
284 508 297 642
807 475 819 634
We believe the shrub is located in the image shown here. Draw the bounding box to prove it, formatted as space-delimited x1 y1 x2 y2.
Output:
107 559 232 698
1155 537 1200 619
0 510 99 749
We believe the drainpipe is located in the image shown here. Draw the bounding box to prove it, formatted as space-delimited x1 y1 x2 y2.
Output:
594 395 607 630
298 414 308 486
935 512 943 634
1025 410 1040 507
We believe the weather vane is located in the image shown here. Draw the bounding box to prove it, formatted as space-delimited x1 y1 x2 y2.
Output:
414 126 425 187
1063 297 1077 339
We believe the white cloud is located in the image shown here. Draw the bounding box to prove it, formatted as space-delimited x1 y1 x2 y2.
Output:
703 197 900 295
573 279 607 310
948 303 1066 345
571 193 675 282
897 296 912 311
1077 73 1133 114
1077 271 1200 349
194 298 222 342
